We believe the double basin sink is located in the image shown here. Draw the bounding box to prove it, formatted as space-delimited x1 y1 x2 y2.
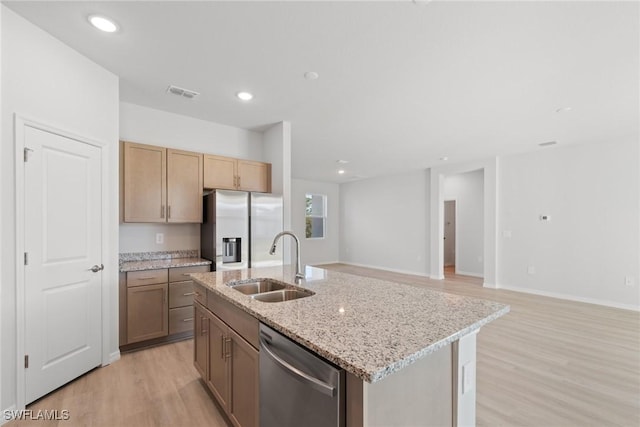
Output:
226 278 314 303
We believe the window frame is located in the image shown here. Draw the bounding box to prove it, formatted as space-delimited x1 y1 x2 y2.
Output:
305 193 327 240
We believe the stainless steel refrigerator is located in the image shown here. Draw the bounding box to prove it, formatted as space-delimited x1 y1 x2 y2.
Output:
201 190 283 271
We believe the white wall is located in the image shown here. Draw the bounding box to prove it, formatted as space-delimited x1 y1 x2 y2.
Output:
118 102 264 254
497 140 640 310
1 6 119 411
339 170 430 276
292 179 340 266
262 122 292 265
444 170 484 277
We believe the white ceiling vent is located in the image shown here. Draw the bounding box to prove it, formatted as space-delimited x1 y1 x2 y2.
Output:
538 141 558 147
166 85 200 99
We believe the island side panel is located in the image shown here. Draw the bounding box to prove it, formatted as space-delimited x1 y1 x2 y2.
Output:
361 343 453 427
452 331 478 427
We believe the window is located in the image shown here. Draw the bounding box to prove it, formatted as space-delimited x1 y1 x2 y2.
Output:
305 194 326 239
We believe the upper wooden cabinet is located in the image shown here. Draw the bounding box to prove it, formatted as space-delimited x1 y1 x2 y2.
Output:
122 141 203 223
204 154 271 193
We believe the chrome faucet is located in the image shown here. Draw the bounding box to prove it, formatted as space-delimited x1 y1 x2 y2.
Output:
269 231 304 284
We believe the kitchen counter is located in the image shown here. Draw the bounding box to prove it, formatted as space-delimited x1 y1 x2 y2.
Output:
191 265 509 384
119 257 211 272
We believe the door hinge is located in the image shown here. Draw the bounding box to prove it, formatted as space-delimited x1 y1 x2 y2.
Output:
24 354 29 369
24 147 33 162
24 252 28 266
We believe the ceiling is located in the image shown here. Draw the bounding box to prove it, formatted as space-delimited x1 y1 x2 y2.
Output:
4 1 639 183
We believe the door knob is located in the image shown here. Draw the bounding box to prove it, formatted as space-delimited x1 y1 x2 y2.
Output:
90 264 104 273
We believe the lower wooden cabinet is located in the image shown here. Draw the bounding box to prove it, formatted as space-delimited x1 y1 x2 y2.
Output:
127 283 168 343
195 300 259 427
194 304 209 379
228 328 259 427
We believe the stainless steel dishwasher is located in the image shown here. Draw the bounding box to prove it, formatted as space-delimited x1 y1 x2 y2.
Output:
259 324 345 427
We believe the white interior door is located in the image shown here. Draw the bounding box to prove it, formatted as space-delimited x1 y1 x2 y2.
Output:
23 126 103 404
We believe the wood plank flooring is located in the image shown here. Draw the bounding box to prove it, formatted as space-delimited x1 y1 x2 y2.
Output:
8 263 640 427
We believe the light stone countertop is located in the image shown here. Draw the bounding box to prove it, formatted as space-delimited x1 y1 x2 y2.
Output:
190 265 509 383
119 257 211 272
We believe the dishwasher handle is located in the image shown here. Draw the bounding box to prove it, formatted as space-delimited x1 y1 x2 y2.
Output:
259 336 336 397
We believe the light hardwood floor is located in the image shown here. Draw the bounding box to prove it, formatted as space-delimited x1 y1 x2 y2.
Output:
9 264 640 427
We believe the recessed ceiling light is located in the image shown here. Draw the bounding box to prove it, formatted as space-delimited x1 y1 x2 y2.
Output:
304 71 319 80
236 91 254 101
88 15 119 33
555 107 572 113
338 169 345 175
439 156 449 161
336 160 350 164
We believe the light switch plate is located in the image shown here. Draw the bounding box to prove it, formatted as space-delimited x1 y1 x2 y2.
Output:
156 233 164 244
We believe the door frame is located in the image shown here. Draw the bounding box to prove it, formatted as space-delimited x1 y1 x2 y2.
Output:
429 158 498 287
14 115 112 409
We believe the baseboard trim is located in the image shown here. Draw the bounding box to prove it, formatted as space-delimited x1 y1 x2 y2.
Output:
430 274 445 280
2 405 17 426
498 284 640 312
455 269 483 278
309 261 340 267
108 350 121 365
338 261 429 278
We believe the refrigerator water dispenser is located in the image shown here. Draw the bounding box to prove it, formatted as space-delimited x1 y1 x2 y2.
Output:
222 237 242 263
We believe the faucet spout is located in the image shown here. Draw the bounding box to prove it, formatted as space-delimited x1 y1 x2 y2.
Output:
269 231 303 284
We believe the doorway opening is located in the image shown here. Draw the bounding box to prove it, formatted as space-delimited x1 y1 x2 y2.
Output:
444 200 456 277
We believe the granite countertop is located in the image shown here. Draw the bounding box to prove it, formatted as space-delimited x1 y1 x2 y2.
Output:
190 265 509 384
120 257 211 272
119 250 211 272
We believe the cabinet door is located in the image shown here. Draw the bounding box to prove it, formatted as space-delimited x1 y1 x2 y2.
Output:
123 141 167 222
194 304 209 379
126 283 168 344
204 155 237 190
237 160 271 193
167 149 203 223
207 313 230 411
228 329 259 427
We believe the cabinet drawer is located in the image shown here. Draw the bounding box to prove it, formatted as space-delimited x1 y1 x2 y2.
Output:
169 264 211 282
126 269 168 287
169 306 194 335
169 281 194 308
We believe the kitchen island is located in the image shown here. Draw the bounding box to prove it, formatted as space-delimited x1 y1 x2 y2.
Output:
191 265 509 427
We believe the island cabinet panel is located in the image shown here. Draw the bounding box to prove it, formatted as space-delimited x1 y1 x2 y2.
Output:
194 303 209 379
228 328 259 427
196 292 259 427
207 311 230 411
127 283 168 344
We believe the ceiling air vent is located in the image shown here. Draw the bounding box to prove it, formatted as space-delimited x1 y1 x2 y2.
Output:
538 141 557 147
166 85 200 99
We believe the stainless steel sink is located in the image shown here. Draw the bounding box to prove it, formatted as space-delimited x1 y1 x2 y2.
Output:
251 289 313 303
228 279 287 295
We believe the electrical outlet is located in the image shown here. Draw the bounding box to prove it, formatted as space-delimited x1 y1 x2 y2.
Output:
527 266 535 275
156 233 164 244
625 276 635 287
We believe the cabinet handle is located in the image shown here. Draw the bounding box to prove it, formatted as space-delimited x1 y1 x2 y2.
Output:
225 337 232 359
237 176 241 188
220 335 225 359
136 276 156 280
183 292 196 296
182 317 194 322
201 317 207 335
161 205 165 218
182 273 192 277
167 205 171 219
